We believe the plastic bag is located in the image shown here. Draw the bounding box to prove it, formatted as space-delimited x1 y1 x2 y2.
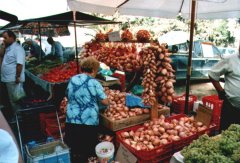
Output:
13 84 26 102
131 85 144 95
126 94 150 108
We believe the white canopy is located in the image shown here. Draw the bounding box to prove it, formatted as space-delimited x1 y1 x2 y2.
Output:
68 0 240 19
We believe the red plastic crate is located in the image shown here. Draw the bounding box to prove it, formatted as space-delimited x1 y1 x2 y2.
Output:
45 127 64 139
172 95 198 113
202 95 223 130
116 125 173 161
137 150 173 163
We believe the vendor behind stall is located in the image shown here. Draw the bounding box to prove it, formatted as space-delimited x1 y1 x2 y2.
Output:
25 38 46 59
64 56 109 163
47 37 65 62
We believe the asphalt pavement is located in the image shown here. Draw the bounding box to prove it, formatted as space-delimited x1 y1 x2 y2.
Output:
174 80 224 100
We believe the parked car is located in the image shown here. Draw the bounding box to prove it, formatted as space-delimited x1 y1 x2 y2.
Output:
218 47 238 58
168 40 222 80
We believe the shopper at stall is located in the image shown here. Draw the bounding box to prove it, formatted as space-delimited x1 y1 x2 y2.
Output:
25 38 46 59
208 43 240 131
1 30 25 114
47 37 65 62
64 56 109 163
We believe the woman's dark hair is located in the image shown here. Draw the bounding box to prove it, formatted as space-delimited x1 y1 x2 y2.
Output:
3 30 16 40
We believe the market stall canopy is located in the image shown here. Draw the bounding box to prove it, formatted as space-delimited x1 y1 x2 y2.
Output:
68 0 240 19
0 10 18 23
1 11 119 36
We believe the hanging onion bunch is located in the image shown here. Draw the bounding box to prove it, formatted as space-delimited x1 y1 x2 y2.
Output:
141 45 175 105
140 47 158 106
155 47 176 103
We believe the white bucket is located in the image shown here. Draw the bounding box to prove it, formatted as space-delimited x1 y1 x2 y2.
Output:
95 141 114 163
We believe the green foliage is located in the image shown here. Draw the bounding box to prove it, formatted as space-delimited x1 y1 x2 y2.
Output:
182 124 240 163
89 13 239 47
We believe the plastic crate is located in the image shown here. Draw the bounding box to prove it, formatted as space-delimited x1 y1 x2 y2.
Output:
202 95 223 130
116 125 173 161
172 95 198 113
137 150 173 163
40 113 65 135
26 140 70 163
45 119 65 137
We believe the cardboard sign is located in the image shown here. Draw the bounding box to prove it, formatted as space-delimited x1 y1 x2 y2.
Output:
108 31 121 42
115 143 137 163
195 104 213 126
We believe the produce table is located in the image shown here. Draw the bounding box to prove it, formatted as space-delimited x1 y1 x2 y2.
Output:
25 70 67 95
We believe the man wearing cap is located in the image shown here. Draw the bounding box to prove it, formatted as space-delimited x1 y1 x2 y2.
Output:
25 38 45 59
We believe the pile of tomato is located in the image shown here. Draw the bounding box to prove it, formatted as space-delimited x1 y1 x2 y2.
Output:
41 61 78 83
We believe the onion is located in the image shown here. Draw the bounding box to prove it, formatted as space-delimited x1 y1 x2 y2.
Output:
196 121 203 127
172 136 180 141
158 127 165 133
124 139 130 145
152 139 161 146
160 139 168 145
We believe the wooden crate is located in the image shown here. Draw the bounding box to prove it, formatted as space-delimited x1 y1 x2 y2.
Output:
100 107 170 131
100 113 150 131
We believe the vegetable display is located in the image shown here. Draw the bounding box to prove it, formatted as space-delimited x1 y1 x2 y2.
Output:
119 115 207 151
81 42 145 72
40 61 77 83
104 88 149 121
181 124 240 163
140 45 175 105
121 29 133 42
136 30 151 42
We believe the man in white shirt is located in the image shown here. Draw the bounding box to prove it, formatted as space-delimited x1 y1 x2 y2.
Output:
1 30 25 113
208 43 240 131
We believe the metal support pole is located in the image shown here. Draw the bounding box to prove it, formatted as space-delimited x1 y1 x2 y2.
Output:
38 21 42 62
184 0 196 114
73 11 80 74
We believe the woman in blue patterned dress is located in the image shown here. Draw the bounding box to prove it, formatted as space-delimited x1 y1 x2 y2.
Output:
64 57 109 163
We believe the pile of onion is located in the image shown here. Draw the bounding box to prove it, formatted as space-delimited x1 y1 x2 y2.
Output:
95 32 108 42
121 29 133 42
104 88 149 121
136 30 151 42
81 42 143 72
59 97 68 114
120 115 208 151
140 45 175 105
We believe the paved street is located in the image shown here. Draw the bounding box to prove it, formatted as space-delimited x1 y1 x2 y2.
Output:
174 80 224 100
